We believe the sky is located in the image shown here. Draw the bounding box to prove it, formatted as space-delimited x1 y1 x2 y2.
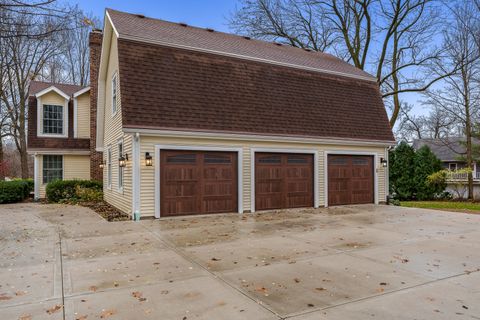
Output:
73 0 238 33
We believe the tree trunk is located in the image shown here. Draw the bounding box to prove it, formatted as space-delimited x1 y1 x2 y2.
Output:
19 97 28 178
0 138 4 181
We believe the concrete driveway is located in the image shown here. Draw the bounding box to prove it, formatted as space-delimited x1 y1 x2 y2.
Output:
1 204 479 320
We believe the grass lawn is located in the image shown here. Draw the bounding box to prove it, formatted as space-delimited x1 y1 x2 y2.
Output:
400 201 480 214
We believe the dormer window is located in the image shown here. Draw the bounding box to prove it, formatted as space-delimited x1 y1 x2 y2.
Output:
43 104 64 134
112 73 117 115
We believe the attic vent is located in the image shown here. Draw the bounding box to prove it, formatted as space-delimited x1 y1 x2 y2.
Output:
243 36 251 40
136 14 145 18
274 42 282 46
179 22 188 27
304 48 312 52
206 28 214 32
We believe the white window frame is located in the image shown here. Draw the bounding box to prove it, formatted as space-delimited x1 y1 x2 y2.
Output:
42 154 64 185
117 139 124 192
36 96 69 138
111 72 118 116
449 163 457 171
107 146 112 190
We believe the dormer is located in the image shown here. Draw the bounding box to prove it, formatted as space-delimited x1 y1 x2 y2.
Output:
27 81 91 152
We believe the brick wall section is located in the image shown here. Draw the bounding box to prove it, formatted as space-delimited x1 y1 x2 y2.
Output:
89 30 103 181
27 96 90 149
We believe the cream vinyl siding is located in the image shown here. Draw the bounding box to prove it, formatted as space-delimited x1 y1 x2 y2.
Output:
76 93 90 138
63 155 90 180
36 155 91 198
137 135 389 218
100 32 132 214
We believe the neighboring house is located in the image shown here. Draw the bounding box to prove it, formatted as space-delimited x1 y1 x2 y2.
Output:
88 8 395 218
413 138 480 198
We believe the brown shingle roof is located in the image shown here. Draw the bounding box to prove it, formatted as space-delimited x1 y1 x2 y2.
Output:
28 81 87 97
107 9 375 81
117 39 395 142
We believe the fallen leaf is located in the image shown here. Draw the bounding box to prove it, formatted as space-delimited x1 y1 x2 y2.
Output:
0 294 12 300
211 257 220 261
89 286 97 292
379 282 388 286
315 287 326 291
100 309 116 318
76 316 88 320
19 315 32 320
46 304 62 314
15 291 27 296
294 278 301 283
307 303 315 307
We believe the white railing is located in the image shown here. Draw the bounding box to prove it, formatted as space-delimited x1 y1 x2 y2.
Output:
447 172 480 181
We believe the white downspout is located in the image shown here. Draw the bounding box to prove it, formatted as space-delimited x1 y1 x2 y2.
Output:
34 154 40 200
132 132 141 219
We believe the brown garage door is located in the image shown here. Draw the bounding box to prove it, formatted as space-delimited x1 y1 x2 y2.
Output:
328 155 374 206
255 153 313 211
160 150 237 216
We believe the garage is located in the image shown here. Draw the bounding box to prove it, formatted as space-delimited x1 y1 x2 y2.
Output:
255 153 314 211
160 150 238 216
328 155 374 206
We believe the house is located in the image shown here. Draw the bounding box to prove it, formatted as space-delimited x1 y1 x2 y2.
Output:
413 138 480 198
27 81 102 199
29 8 395 218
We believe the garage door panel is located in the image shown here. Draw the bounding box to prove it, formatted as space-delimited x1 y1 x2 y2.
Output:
161 150 237 216
255 153 313 211
328 155 374 206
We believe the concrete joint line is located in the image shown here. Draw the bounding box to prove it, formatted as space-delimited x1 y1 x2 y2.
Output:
139 224 283 319
284 265 480 319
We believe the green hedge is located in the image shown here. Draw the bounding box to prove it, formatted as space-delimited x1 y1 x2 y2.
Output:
46 180 102 203
0 180 32 204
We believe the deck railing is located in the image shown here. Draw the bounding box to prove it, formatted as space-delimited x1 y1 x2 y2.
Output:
447 171 480 181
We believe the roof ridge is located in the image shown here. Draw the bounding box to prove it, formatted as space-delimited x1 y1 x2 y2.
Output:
105 8 376 82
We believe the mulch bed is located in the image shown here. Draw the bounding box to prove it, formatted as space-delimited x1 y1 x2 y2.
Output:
79 201 130 221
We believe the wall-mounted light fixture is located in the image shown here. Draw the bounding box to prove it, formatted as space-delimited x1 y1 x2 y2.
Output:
99 160 106 169
119 153 128 167
145 152 153 166
380 157 388 168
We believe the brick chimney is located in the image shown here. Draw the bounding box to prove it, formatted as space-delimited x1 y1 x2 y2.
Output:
89 29 103 181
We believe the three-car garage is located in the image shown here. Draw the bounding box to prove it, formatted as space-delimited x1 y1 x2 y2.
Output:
157 148 378 217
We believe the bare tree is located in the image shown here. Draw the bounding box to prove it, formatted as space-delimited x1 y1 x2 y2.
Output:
423 1 480 199
230 0 449 127
0 10 64 178
0 0 72 39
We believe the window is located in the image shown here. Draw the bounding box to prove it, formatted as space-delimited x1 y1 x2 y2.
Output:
118 141 124 190
204 154 231 164
258 155 281 164
449 163 457 171
353 158 369 166
107 147 112 189
112 74 117 115
43 155 62 184
287 155 309 164
43 105 63 134
166 154 196 164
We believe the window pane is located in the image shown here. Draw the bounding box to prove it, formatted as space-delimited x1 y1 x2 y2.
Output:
287 155 308 164
167 154 196 164
258 155 281 164
43 105 63 134
330 157 347 165
43 155 62 184
353 158 369 165
204 154 231 164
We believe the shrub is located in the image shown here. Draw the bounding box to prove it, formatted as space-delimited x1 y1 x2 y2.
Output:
75 185 103 202
46 180 102 203
389 142 416 200
0 180 31 203
414 146 443 200
12 178 34 195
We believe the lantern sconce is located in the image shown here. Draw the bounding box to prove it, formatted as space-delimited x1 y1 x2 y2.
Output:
145 152 153 166
99 160 106 169
119 153 128 167
380 157 387 168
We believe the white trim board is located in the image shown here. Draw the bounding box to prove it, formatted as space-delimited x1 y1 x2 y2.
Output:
324 150 379 207
250 147 319 213
154 145 244 218
123 127 395 147
35 86 70 100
